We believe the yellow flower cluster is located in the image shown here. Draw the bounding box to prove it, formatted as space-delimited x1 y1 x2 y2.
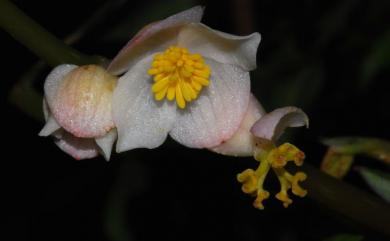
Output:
237 143 307 209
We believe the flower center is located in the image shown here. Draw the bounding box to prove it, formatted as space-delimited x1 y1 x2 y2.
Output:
147 46 211 109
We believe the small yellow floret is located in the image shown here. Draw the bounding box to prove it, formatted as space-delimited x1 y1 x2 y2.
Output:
237 142 308 210
268 143 305 168
147 46 211 109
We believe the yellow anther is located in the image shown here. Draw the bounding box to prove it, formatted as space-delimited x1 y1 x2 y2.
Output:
147 68 159 75
175 85 186 109
148 46 211 108
177 60 184 67
155 87 168 101
237 142 308 210
268 143 305 168
191 80 202 91
192 76 209 86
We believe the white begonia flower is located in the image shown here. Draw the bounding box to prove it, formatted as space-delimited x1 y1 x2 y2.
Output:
108 6 261 152
39 65 118 160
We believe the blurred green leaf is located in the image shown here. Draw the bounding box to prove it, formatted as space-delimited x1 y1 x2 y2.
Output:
323 234 363 241
356 167 390 202
359 30 390 89
322 137 390 164
321 148 354 178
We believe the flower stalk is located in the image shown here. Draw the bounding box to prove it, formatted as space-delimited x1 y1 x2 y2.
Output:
0 0 101 67
302 164 390 237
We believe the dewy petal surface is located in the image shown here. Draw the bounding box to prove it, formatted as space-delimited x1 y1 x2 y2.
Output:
44 64 78 107
107 6 204 75
178 23 261 71
250 106 309 142
211 94 265 156
40 97 107 160
54 131 99 160
169 58 250 148
45 65 117 138
112 55 176 152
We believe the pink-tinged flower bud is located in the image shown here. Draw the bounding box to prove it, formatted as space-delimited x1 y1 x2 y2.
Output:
39 64 118 160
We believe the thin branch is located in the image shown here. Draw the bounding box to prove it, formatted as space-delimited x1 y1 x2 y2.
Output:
0 0 102 66
302 164 390 236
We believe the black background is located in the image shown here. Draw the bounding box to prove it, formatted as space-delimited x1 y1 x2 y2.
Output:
2 0 389 240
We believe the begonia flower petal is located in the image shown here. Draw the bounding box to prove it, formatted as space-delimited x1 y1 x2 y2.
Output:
211 94 265 156
54 130 99 160
169 58 250 148
107 6 204 75
39 99 61 136
95 129 117 161
44 64 77 106
45 65 116 138
250 106 309 142
178 23 261 71
39 116 61 136
112 55 176 152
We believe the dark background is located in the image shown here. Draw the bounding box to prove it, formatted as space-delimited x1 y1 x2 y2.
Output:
2 0 389 240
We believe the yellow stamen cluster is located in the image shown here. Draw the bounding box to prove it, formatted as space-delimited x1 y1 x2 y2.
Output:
237 142 307 209
147 46 211 109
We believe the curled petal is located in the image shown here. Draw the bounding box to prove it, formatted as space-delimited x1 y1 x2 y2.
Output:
39 99 61 136
250 106 309 142
54 130 99 160
170 58 250 148
112 55 176 152
42 97 51 120
107 6 204 75
45 65 117 138
41 95 114 160
95 129 117 161
39 116 61 137
211 94 265 156
178 23 261 71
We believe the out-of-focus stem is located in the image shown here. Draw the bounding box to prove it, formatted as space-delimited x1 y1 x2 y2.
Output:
0 0 101 66
302 164 390 236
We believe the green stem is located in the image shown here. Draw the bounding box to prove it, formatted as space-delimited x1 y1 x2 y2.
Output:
302 164 390 237
0 0 101 66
